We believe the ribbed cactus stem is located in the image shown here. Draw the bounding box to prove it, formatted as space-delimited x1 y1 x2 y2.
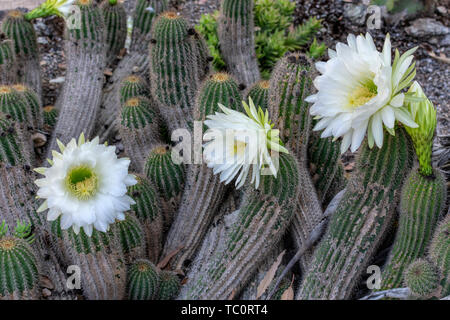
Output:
428 215 450 296
127 259 160 300
96 0 168 142
218 0 260 87
193 30 211 82
268 53 322 270
0 236 40 299
158 271 181 300
100 0 127 65
404 259 440 299
161 72 242 270
11 84 43 130
1 11 41 99
127 175 164 263
119 75 150 104
118 96 161 172
149 11 201 131
111 213 145 264
182 153 300 299
47 0 107 155
43 105 58 129
298 128 414 299
247 80 270 111
144 145 185 228
380 168 447 290
0 39 17 85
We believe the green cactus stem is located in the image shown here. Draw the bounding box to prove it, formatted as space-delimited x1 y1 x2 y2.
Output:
428 215 450 296
1 11 41 99
297 128 414 299
380 168 447 290
118 96 161 172
246 80 270 111
218 0 260 87
157 271 180 300
0 38 17 85
144 145 185 228
127 259 160 300
95 0 168 143
43 105 58 129
46 0 107 155
119 75 149 104
127 174 164 263
100 0 127 65
161 72 242 270
404 259 440 299
111 213 145 264
11 84 43 130
182 152 300 299
149 11 202 131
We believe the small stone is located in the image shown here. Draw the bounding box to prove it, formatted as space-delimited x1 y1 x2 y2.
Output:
42 288 52 297
104 68 113 77
40 276 55 290
436 6 447 15
37 37 48 45
441 34 450 47
32 133 47 148
49 76 65 84
406 18 450 38
40 60 47 66
343 3 367 26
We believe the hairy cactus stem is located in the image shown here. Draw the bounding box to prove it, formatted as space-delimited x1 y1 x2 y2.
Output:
100 0 127 66
0 38 18 85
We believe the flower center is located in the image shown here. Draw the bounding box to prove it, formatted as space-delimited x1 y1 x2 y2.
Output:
348 80 377 108
0 238 16 251
65 165 98 200
231 140 247 157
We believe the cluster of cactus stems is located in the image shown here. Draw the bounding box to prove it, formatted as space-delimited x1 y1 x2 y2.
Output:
0 0 447 301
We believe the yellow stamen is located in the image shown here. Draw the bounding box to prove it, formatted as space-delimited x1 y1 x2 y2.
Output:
348 86 376 108
65 165 98 200
231 140 247 157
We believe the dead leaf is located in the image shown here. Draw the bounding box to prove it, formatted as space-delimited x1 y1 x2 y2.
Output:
427 50 450 64
280 275 295 300
156 246 184 269
256 250 286 299
103 68 113 77
228 289 236 300
180 277 189 286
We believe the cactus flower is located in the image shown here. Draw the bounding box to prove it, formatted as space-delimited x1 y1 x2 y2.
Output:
203 97 288 189
34 133 137 236
24 0 76 20
404 81 437 176
306 33 418 154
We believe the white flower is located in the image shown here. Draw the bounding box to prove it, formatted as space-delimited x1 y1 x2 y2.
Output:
203 98 288 189
34 133 137 236
307 33 418 153
25 0 76 20
57 0 76 17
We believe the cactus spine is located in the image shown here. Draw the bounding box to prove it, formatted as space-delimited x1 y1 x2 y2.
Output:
149 11 201 131
1 11 41 99
43 105 58 130
127 259 160 300
380 168 447 290
404 259 440 298
11 84 43 130
218 0 260 87
100 0 127 65
96 0 168 142
298 128 414 299
161 72 243 269
127 175 164 263
47 0 107 154
111 213 145 264
118 96 161 172
0 39 17 85
119 75 150 104
182 152 300 299
247 80 270 111
0 235 40 300
428 215 450 296
144 145 185 227
157 271 180 300
268 53 323 270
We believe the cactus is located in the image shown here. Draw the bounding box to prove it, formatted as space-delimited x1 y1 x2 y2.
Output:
297 128 414 299
218 0 260 87
380 168 447 290
404 259 439 299
127 175 164 263
100 0 127 65
96 0 168 142
127 259 160 300
193 29 212 82
47 0 107 154
268 53 322 270
308 130 346 205
149 11 202 131
246 80 270 111
144 144 185 228
0 235 40 299
118 96 161 172
1 10 41 99
0 38 17 85
428 215 450 296
111 213 145 264
11 84 43 130
161 72 242 269
119 75 149 104
157 271 180 300
43 105 58 129
182 152 300 299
